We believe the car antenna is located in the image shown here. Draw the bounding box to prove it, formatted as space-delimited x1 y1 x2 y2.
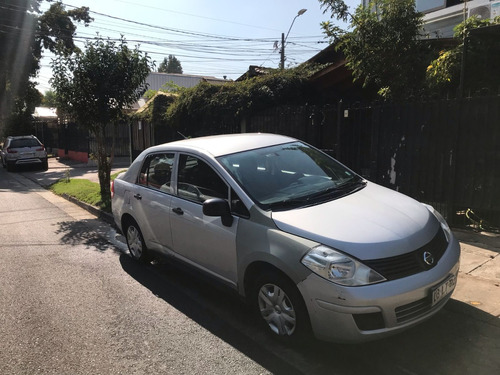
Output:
177 131 188 139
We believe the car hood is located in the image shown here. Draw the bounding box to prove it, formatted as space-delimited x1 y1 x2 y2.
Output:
271 182 439 260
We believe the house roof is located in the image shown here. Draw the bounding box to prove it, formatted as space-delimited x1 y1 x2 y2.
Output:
236 65 274 81
304 44 360 98
33 107 57 119
145 72 228 92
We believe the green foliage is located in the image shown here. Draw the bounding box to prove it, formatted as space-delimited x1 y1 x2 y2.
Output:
319 0 351 23
134 92 176 129
51 35 153 208
322 0 428 100
0 1 91 136
51 36 152 130
42 90 58 107
3 84 42 136
143 90 158 100
165 65 321 133
426 16 500 96
158 55 183 74
37 2 93 55
143 81 185 101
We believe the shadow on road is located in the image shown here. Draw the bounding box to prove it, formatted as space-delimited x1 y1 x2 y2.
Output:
119 253 304 375
55 219 122 253
119 253 500 375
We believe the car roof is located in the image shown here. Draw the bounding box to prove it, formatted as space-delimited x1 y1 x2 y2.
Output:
146 133 298 157
7 135 37 140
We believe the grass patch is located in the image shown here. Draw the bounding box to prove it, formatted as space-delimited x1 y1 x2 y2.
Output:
50 179 103 208
50 169 127 212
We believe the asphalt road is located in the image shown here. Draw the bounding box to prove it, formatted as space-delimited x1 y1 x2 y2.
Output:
1 167 499 375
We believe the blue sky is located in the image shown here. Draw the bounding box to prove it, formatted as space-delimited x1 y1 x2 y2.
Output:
37 0 361 92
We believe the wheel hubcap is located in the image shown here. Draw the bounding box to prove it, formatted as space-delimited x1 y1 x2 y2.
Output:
126 225 142 258
258 284 296 336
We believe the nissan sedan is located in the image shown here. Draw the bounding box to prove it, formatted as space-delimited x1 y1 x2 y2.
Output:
111 133 460 343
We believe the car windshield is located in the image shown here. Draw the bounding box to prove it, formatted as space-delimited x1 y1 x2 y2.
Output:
218 142 366 211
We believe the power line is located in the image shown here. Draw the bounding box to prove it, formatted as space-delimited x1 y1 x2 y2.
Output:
32 1 329 89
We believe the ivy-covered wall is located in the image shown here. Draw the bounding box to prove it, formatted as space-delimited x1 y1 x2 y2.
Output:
132 64 328 141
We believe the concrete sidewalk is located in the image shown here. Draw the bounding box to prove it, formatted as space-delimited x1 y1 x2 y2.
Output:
20 156 500 320
452 230 500 318
24 156 130 187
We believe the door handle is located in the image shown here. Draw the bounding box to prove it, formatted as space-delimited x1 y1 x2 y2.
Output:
133 193 142 200
172 207 184 215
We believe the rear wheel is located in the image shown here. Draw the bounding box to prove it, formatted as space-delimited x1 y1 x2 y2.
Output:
41 159 48 171
6 163 15 172
252 271 311 342
125 219 149 262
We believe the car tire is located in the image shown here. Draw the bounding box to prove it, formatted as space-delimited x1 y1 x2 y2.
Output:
251 270 311 342
124 219 150 262
6 163 15 172
42 159 48 171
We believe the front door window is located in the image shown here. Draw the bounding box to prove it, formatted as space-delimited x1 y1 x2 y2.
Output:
177 154 228 202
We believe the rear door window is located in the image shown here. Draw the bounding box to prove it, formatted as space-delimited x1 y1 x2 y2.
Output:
138 153 175 193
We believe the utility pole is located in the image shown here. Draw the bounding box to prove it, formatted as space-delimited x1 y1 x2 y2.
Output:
280 33 285 69
280 9 307 70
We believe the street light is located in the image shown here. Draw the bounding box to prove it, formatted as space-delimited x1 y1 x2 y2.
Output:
280 8 307 69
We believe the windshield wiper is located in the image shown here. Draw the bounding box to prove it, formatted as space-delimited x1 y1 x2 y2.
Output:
308 179 366 199
267 180 367 211
335 179 367 192
267 196 312 210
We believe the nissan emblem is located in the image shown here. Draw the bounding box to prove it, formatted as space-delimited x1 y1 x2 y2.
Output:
423 251 435 266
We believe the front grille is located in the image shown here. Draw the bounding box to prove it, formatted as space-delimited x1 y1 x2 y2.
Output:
395 297 432 323
364 227 448 281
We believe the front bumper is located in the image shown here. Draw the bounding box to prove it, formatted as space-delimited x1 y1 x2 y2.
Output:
297 234 461 343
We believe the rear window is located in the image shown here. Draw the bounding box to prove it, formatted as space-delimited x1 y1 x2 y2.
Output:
10 139 40 148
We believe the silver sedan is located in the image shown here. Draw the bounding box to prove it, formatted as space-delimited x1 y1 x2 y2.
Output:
111 133 460 343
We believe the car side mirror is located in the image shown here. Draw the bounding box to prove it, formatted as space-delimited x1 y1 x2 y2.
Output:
203 198 233 227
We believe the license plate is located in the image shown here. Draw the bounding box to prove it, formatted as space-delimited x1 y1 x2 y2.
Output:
431 275 456 306
21 152 34 157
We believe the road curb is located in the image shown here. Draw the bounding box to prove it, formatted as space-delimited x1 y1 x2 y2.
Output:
61 193 117 228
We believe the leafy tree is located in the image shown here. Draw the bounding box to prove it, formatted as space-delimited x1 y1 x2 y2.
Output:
51 36 152 208
158 55 183 74
426 16 500 97
0 0 91 136
319 0 429 100
2 88 43 136
42 90 58 107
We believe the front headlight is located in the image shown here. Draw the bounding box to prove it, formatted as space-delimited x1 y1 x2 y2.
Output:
301 245 386 286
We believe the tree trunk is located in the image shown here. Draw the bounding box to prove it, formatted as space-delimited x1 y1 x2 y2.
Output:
94 125 112 211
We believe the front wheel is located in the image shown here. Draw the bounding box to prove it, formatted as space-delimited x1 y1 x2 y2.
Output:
252 271 311 341
6 163 15 172
125 220 149 262
41 159 48 171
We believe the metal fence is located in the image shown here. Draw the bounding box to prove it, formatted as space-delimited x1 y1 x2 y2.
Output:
88 122 130 157
245 97 500 231
35 96 500 231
